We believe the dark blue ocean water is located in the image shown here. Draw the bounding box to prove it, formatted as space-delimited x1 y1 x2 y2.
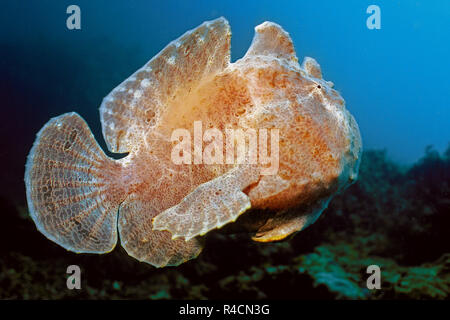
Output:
0 0 449 202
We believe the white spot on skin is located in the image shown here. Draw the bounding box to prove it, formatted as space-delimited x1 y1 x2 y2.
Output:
311 172 322 180
141 79 150 88
334 107 344 126
167 56 176 65
119 153 134 167
133 90 142 99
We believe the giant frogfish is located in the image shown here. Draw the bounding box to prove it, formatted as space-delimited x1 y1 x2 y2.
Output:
25 18 362 267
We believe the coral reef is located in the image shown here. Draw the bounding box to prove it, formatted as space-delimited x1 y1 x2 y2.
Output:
1 146 449 299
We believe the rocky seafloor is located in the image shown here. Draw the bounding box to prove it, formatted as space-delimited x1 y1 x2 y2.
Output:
1 147 449 300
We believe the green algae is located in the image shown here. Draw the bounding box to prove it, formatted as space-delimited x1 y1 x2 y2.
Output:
0 147 449 299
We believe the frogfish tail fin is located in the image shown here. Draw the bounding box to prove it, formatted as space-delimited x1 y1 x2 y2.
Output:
25 112 126 254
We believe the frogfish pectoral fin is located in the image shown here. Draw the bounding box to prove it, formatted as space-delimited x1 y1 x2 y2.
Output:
152 165 260 241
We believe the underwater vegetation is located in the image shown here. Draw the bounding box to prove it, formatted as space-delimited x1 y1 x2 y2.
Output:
1 146 449 299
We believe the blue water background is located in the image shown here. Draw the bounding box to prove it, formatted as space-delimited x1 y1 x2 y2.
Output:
0 0 449 201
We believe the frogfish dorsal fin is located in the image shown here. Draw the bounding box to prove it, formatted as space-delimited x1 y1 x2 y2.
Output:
302 57 322 79
100 17 231 153
244 21 299 66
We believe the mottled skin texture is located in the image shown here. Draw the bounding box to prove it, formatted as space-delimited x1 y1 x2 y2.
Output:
25 18 362 267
